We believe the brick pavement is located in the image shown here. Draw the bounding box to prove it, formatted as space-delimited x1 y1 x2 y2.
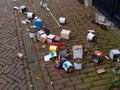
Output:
1 0 120 90
0 0 33 90
27 0 120 90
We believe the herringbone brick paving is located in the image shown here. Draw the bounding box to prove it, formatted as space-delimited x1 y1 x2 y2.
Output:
0 0 33 90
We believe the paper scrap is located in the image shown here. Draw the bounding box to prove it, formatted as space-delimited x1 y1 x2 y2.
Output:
17 52 23 58
97 68 105 74
35 77 41 80
44 54 50 61
29 32 35 38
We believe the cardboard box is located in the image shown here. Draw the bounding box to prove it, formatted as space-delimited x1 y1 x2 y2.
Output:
72 45 84 59
47 34 55 43
61 29 71 39
110 49 120 61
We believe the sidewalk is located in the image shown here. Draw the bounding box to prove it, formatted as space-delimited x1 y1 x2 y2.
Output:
0 0 120 90
10 0 120 90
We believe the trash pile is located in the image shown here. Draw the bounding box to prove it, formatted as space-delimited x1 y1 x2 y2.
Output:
14 3 120 74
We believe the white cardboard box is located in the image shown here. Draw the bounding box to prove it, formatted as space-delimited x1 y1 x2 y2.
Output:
72 45 83 59
61 29 71 39
110 49 120 61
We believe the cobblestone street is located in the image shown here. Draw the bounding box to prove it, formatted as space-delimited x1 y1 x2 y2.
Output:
0 0 120 90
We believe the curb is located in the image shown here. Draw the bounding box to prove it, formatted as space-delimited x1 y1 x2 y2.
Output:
14 10 46 90
22 32 46 90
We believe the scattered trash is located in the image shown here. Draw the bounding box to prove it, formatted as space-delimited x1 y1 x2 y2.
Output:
30 85 33 87
40 1 48 8
104 55 110 60
21 20 27 24
49 45 57 52
55 59 61 69
44 54 50 61
51 81 53 85
25 12 35 19
74 58 83 70
87 30 96 41
96 13 105 23
17 52 24 58
61 29 71 39
37 30 47 43
46 34 55 43
44 52 57 61
92 50 103 63
39 35 47 43
92 13 114 29
53 35 61 42
109 49 120 62
29 32 35 38
62 61 74 73
60 57 69 64
42 26 50 35
30 25 37 28
13 6 19 10
59 49 70 59
49 52 57 58
72 45 84 59
84 48 90 52
88 29 95 33
13 5 27 13
59 17 66 24
41 45 46 49
97 68 105 74
48 42 65 47
44 44 57 61
16 3 118 76
35 77 41 80
33 37 37 42
25 19 31 23
35 17 43 28
19 5 27 13
31 46 36 51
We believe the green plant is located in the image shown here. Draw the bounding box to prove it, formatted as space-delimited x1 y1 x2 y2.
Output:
108 65 120 90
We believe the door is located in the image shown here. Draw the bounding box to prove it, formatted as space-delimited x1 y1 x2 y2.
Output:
114 0 120 23
93 0 116 17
